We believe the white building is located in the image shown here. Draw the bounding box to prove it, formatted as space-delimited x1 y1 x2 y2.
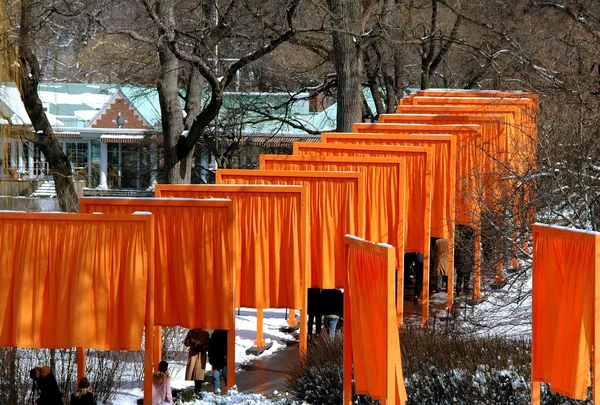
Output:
0 83 162 189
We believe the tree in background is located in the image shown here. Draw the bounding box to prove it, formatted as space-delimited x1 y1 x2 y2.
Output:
104 0 301 183
1 0 82 211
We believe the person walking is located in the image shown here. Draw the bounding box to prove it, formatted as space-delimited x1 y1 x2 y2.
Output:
183 328 210 394
406 252 424 302
208 330 228 394
69 377 95 405
30 366 63 405
307 288 322 340
455 225 475 296
321 288 343 341
434 238 449 293
151 361 173 405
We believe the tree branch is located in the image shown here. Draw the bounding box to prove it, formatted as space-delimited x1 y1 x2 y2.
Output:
534 1 600 39
221 0 300 88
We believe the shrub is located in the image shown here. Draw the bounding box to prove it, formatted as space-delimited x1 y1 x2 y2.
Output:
286 337 375 405
401 327 591 405
287 327 593 404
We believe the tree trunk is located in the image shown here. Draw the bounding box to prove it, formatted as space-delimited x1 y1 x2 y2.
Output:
16 0 77 212
328 0 363 132
156 0 191 184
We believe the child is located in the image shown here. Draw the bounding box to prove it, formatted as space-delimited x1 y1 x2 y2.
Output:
70 377 95 405
152 361 173 405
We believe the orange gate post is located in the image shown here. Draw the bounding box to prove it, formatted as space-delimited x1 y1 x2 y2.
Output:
532 223 600 404
343 235 407 405
259 155 407 323
292 143 433 325
0 212 154 403
322 132 457 311
154 185 309 355
216 171 364 350
80 198 236 388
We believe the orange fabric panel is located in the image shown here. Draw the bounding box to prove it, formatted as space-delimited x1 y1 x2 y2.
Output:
216 170 365 289
260 155 404 268
320 133 457 310
154 185 307 310
80 198 234 330
395 102 537 176
353 122 479 226
369 115 505 220
292 143 431 254
414 89 539 108
322 133 454 240
0 212 152 350
532 224 595 400
344 236 407 404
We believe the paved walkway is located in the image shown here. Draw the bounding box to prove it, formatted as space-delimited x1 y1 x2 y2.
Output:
235 340 300 393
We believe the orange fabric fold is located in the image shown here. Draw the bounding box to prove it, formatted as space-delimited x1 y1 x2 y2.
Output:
321 133 454 240
154 185 307 310
0 212 152 350
532 225 595 400
216 170 365 289
292 143 431 254
80 198 234 330
260 155 404 268
345 237 407 404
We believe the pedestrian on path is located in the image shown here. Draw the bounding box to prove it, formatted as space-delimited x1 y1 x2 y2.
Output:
307 288 322 340
208 330 228 394
434 238 449 293
321 288 343 341
183 328 209 393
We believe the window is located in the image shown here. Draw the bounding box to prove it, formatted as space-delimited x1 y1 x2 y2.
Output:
65 142 89 173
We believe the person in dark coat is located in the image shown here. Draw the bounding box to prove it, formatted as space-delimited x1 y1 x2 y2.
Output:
183 328 210 393
70 377 95 405
208 330 228 393
406 252 424 302
31 366 63 405
321 288 343 341
455 225 475 296
307 288 322 340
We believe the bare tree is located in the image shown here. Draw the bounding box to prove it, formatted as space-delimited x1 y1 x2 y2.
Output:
103 0 300 183
2 0 79 211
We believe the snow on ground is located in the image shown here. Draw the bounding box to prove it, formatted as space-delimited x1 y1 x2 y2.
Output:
468 266 533 338
110 308 300 404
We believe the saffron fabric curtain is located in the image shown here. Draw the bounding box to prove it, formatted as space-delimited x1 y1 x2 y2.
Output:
154 185 307 310
216 170 365 289
80 198 234 330
318 134 456 310
354 122 480 227
291 144 432 323
0 213 152 350
260 155 404 268
322 133 454 240
532 225 595 400
344 237 407 404
382 111 509 213
292 143 431 255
